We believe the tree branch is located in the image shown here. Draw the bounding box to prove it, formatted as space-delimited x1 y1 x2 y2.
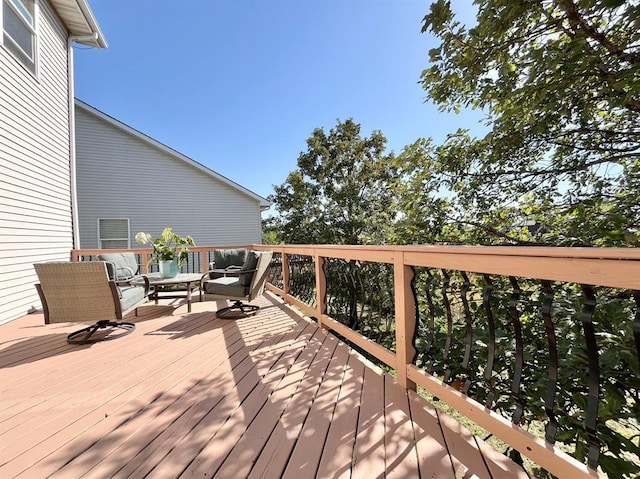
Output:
560 0 639 65
560 0 640 112
444 215 543 246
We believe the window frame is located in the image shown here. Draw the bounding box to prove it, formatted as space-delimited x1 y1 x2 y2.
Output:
97 218 131 250
1 0 38 75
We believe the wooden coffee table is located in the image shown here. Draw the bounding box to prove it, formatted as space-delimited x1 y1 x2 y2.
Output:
133 273 202 312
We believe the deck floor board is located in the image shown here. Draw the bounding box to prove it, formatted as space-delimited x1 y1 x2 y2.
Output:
0 292 528 479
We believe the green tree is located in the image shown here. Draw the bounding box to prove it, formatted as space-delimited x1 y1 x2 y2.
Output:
420 0 640 246
269 118 397 245
389 138 454 244
261 217 282 245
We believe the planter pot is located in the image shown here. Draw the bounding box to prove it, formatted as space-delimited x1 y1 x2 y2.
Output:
159 260 179 278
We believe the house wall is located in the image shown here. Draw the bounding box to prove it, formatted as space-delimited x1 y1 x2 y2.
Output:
75 106 263 250
0 0 71 325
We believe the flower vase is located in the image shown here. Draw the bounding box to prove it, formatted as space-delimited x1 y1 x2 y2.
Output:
159 260 179 278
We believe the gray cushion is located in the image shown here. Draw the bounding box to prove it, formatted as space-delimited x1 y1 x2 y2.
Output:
98 253 139 281
239 251 259 287
118 285 147 312
212 249 248 269
203 276 248 297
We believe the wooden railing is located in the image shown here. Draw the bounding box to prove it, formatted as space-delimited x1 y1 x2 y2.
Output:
72 244 640 478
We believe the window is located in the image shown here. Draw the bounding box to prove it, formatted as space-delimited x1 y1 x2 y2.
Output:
2 0 37 73
98 218 130 249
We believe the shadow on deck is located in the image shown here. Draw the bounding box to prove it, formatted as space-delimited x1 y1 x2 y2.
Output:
0 292 526 478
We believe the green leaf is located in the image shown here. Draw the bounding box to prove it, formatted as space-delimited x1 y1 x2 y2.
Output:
600 0 625 8
598 454 640 478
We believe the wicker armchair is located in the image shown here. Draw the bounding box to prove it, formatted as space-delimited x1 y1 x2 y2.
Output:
34 261 149 344
200 251 273 318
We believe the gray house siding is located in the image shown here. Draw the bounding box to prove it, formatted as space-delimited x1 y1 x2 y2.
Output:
75 104 266 250
0 0 71 325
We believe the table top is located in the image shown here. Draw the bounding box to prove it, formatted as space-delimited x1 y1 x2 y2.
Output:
132 273 202 286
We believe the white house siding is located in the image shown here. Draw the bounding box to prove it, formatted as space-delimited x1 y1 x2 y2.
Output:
0 0 71 325
75 106 264 250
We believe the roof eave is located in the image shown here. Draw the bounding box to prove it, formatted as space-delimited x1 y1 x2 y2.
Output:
50 0 108 48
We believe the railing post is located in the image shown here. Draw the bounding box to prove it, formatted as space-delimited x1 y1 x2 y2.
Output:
282 252 290 298
315 253 326 329
200 247 209 274
141 252 151 274
395 252 417 391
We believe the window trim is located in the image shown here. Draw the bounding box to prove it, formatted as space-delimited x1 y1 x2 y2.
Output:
1 0 38 75
97 218 131 249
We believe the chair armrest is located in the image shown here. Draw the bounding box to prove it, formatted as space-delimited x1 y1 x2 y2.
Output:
135 275 150 296
116 266 135 281
104 261 137 284
206 267 242 279
123 274 150 295
223 265 242 277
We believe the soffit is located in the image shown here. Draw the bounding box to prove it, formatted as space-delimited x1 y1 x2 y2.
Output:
49 0 107 48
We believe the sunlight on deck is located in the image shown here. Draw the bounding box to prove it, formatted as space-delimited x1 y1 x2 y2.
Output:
0 292 526 478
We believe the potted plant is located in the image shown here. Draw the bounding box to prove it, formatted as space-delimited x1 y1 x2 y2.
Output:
135 227 195 278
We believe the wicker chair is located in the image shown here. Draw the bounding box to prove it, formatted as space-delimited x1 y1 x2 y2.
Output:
200 251 273 318
34 262 149 344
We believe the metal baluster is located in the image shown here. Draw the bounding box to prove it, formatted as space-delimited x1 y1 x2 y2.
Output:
580 285 601 470
324 259 332 315
295 256 301 299
483 275 496 408
305 257 315 305
442 270 454 383
375 264 385 332
321 256 328 315
288 255 294 295
328 259 340 321
460 272 473 396
340 260 351 323
300 256 308 302
384 264 396 333
335 259 344 320
409 266 418 364
424 269 436 373
354 262 365 329
362 264 374 331
348 260 358 330
541 280 559 444
509 277 525 424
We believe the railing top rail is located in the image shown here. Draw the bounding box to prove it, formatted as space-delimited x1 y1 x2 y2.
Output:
253 244 640 261
74 244 640 261
251 244 640 289
73 244 640 289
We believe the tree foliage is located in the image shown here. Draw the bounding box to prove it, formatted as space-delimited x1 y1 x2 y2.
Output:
419 0 640 246
269 118 396 245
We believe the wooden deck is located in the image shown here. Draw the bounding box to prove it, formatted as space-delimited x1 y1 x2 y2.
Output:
0 292 527 479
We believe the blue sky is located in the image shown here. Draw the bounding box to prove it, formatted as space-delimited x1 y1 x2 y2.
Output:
75 0 483 206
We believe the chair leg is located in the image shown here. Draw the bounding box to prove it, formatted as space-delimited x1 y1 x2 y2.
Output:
216 300 260 319
66 320 136 345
